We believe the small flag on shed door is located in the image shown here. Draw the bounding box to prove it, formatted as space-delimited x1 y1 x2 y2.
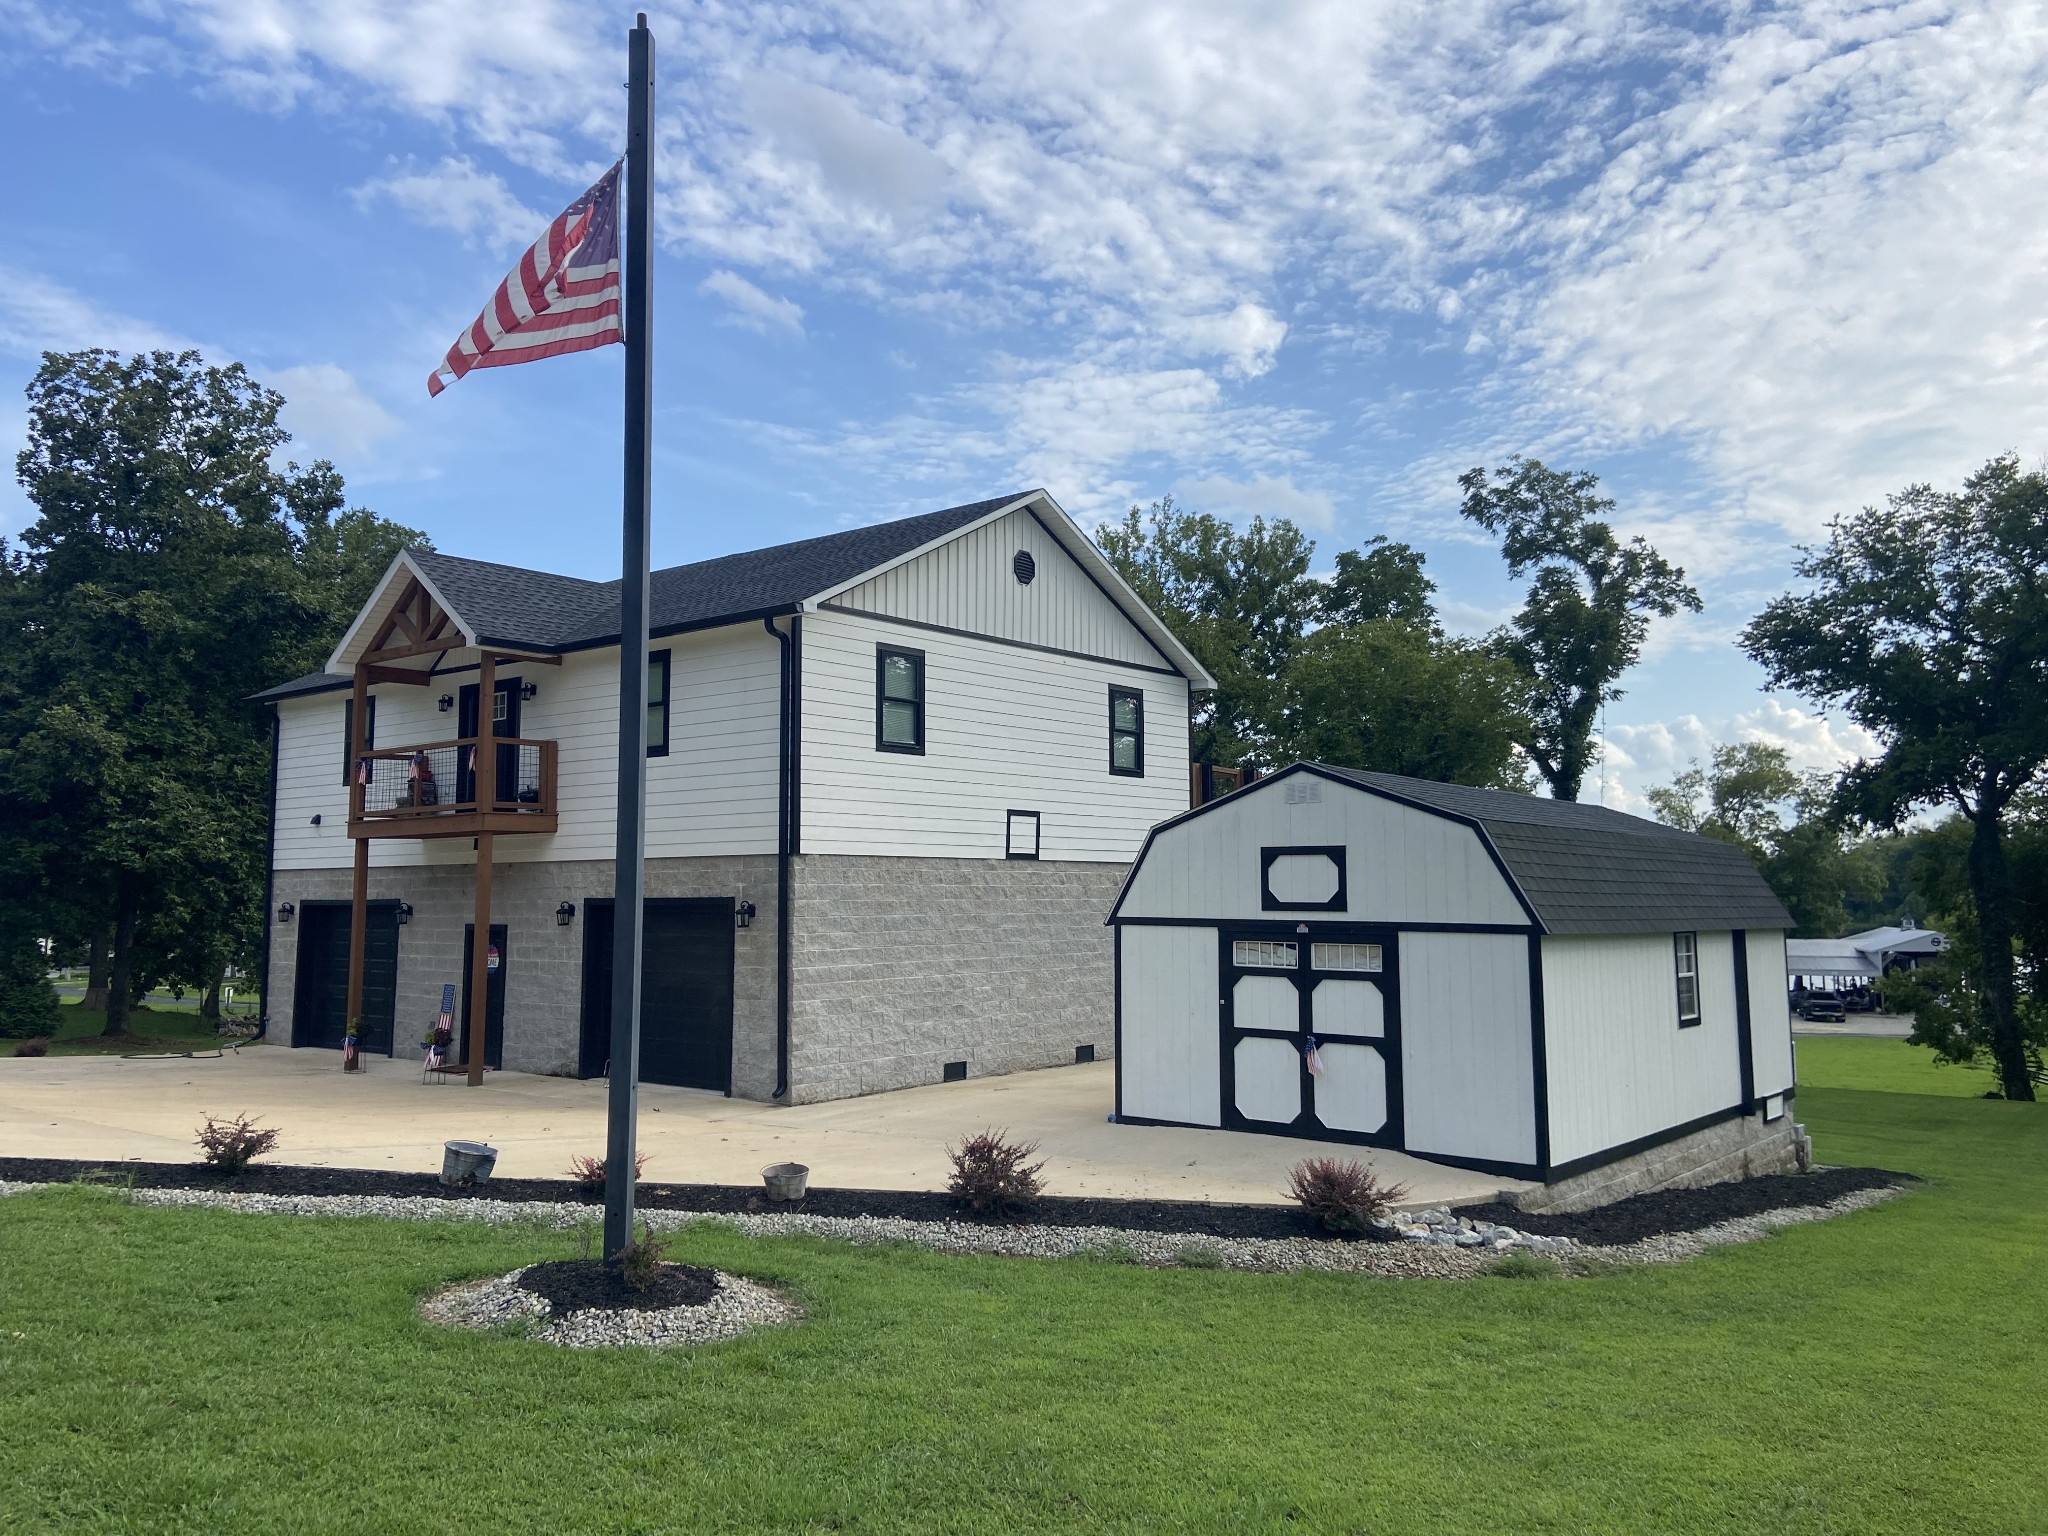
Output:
1302 1035 1324 1077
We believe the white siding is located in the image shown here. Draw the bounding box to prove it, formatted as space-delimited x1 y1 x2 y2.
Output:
1541 931 1745 1166
1114 776 1528 927
1745 929 1795 1096
798 609 1190 862
1399 932 1537 1167
831 507 1172 669
1118 925 1220 1126
272 692 358 871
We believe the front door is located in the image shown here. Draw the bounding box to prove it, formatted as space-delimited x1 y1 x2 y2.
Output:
460 923 507 1070
292 901 400 1054
580 899 735 1092
1220 926 1402 1145
456 677 520 806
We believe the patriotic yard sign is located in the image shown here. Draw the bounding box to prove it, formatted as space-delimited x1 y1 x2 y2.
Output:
426 163 623 396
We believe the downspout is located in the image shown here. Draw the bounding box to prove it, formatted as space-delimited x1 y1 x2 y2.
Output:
257 705 281 1039
764 616 793 1100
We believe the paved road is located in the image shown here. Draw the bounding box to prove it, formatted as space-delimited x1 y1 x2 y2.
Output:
1791 1011 1915 1039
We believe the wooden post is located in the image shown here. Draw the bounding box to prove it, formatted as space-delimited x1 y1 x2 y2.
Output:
345 664 369 1063
467 650 497 1086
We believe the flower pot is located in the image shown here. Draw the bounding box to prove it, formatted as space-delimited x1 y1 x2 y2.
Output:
762 1161 810 1201
441 1140 499 1188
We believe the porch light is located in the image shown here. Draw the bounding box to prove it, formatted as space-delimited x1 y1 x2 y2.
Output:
734 899 756 930
555 902 576 927
438 694 454 712
521 681 539 702
276 903 295 923
397 902 414 926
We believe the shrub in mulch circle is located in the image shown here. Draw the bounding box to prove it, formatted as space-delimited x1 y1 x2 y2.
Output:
12 1037 50 1058
563 1150 649 1193
194 1113 281 1173
1286 1157 1408 1236
947 1128 1047 1217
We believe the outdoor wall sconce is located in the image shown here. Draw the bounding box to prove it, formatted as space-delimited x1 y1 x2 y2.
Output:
555 902 576 926
276 903 295 923
734 899 757 930
309 814 322 826
521 681 539 702
396 902 414 926
438 694 454 712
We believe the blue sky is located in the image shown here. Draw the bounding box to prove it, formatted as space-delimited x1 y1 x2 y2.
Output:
6 1 2044 807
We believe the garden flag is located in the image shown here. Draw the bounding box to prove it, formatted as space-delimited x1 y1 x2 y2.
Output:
426 163 623 396
1302 1035 1325 1078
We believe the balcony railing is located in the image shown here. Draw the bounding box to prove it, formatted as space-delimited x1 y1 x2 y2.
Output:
349 737 557 837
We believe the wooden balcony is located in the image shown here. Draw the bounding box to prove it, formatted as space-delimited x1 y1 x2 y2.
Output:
348 737 559 840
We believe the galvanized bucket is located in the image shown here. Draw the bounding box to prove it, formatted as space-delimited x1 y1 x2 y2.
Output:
441 1140 499 1188
761 1161 809 1201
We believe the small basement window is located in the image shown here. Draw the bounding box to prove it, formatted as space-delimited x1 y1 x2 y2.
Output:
1006 809 1041 860
1109 686 1144 776
1674 931 1701 1026
1232 939 1299 970
876 646 924 753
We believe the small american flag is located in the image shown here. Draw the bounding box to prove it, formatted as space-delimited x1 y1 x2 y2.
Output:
427 163 623 396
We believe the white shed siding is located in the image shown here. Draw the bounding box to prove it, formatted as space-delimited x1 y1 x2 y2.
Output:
1117 926 1221 1126
830 508 1171 669
1745 929 1795 1096
1541 931 1745 1166
1398 932 1537 1166
798 610 1190 862
1113 779 1528 927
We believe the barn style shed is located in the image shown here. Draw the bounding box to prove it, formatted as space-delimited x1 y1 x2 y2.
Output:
1109 763 1802 1209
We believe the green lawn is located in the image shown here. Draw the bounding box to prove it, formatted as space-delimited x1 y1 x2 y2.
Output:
1793 1033 2000 1098
2 1086 2043 1532
33 1004 234 1057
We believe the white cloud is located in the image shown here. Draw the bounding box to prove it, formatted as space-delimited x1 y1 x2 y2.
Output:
270 363 401 460
0 265 193 358
1176 474 1335 530
353 156 543 252
698 270 806 339
1596 698 1886 813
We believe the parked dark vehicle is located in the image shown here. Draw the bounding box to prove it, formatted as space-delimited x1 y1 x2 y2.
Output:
1843 988 1878 1013
1799 994 1847 1022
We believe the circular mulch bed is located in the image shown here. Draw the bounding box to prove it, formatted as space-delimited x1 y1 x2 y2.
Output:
515 1258 721 1316
421 1261 799 1350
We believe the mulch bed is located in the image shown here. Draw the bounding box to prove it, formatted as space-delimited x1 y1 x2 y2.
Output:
514 1259 721 1317
2 1155 1917 1247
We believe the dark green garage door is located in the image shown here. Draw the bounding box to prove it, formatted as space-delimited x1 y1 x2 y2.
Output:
292 901 400 1054
579 898 734 1092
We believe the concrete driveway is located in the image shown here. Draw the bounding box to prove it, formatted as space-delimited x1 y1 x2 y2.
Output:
0 1044 1527 1209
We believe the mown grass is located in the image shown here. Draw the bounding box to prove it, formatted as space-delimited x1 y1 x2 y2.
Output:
33 1005 231 1057
1 1085 2042 1533
1793 1033 2000 1098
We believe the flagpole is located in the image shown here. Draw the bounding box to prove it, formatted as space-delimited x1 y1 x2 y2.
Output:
604 11 655 1263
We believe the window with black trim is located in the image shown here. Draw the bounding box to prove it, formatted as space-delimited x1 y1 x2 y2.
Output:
1109 686 1144 776
1006 809 1041 860
647 649 671 758
876 646 924 753
343 695 376 782
1674 931 1701 1026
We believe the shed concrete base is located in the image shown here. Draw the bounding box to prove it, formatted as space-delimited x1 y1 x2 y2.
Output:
1512 1110 1801 1215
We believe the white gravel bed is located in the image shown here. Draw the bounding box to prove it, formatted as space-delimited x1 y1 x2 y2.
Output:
1572 1183 1904 1267
419 1266 800 1349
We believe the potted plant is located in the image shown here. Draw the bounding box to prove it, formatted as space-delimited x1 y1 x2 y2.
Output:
342 1017 361 1072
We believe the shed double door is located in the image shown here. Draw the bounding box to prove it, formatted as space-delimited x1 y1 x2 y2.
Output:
579 899 734 1093
1220 926 1402 1145
292 901 400 1055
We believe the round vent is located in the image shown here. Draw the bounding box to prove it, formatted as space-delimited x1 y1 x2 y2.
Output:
1013 549 1037 585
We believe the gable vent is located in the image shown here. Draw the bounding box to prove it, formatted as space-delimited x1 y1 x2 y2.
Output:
1012 549 1037 585
1284 779 1323 805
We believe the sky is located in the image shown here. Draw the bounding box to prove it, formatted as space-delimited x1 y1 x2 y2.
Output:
5 0 2044 810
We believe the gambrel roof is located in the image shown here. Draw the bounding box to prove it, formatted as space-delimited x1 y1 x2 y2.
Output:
254 491 1214 700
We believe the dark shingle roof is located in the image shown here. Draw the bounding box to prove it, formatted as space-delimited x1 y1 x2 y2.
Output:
1314 765 1793 934
252 493 1034 701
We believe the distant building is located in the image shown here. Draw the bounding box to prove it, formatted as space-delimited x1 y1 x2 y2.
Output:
1785 924 1947 988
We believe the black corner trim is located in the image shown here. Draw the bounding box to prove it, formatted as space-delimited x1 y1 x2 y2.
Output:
1527 933 1551 1173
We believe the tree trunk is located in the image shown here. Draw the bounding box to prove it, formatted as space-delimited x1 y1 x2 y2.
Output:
102 887 140 1038
80 925 110 1012
1968 797 2035 1101
199 963 225 1024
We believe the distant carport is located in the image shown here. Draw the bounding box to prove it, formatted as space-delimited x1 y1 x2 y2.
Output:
1784 940 1880 986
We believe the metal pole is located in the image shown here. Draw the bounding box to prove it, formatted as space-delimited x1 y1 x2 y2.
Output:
604 11 655 1263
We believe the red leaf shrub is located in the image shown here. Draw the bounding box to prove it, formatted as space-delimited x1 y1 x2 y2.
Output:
565 1150 648 1192
195 1113 280 1173
1286 1157 1408 1234
12 1037 50 1058
611 1222 670 1292
946 1128 1047 1216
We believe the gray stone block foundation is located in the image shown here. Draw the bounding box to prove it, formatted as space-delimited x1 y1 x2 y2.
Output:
1513 1108 1802 1214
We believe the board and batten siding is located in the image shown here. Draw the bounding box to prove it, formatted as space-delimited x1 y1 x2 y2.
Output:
268 623 782 871
1116 926 1222 1126
1744 928 1796 1098
798 609 1190 862
827 507 1172 670
1398 931 1538 1167
1112 779 1528 927
1540 930 1745 1166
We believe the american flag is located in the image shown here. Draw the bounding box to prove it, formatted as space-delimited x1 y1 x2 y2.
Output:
427 163 623 396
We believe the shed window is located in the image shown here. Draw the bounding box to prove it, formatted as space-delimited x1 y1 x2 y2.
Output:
1109 687 1144 776
876 646 924 753
343 695 376 782
1311 942 1382 973
1232 940 1298 970
1006 809 1040 860
647 649 671 758
1674 931 1701 1026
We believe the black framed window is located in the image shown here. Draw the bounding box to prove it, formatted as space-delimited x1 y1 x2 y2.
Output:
1006 809 1041 860
876 646 924 753
1109 686 1144 776
647 649 671 758
343 695 376 782
1674 931 1701 1026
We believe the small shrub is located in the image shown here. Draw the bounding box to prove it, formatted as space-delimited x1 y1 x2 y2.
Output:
1286 1157 1408 1234
611 1223 670 1292
564 1150 649 1192
946 1128 1047 1216
194 1113 281 1173
12 1037 50 1058
1485 1250 1558 1281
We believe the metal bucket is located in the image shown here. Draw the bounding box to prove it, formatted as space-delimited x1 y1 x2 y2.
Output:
761 1161 810 1201
441 1140 499 1188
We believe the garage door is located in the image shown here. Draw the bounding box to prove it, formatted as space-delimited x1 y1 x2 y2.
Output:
292 901 400 1054
580 898 735 1092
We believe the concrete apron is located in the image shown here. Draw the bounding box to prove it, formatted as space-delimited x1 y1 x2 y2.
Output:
0 1047 1527 1210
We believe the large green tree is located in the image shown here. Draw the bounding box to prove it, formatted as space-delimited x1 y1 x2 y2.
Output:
1459 458 1701 801
1 349 425 1035
1743 453 2048 1100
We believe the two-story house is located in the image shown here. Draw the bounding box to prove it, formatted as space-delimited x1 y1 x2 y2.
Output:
254 490 1213 1103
